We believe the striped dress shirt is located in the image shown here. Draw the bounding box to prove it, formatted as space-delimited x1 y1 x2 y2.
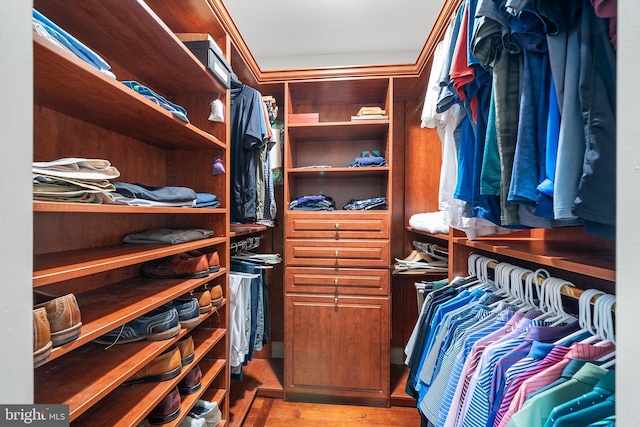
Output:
506 363 608 427
493 344 571 427
420 306 497 421
434 307 517 427
499 341 616 424
460 321 580 427
455 312 544 427
441 309 521 427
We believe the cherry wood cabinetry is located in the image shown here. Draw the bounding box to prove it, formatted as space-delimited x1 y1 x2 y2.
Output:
283 78 393 406
32 1 232 425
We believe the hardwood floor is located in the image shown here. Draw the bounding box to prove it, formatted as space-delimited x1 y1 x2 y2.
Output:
242 397 420 427
229 359 420 427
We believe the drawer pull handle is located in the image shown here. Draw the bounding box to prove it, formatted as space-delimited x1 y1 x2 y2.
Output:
335 223 340 229
334 279 339 285
335 250 339 257
334 296 339 305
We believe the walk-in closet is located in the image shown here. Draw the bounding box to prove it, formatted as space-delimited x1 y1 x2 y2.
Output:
1 0 637 426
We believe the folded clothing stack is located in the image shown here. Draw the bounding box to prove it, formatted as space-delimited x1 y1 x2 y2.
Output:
123 228 214 245
33 157 120 204
112 182 197 207
33 8 116 79
343 197 387 210
289 194 335 211
121 81 189 123
347 156 388 167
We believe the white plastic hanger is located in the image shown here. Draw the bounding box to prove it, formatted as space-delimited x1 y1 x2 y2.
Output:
548 278 578 326
554 288 605 345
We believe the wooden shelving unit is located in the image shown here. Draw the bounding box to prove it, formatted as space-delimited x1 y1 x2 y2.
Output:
32 0 232 424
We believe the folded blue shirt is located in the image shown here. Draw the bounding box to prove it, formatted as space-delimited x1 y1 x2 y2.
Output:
33 9 115 78
121 81 189 123
347 156 388 167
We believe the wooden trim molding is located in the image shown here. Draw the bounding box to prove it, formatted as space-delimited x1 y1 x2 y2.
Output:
209 0 464 83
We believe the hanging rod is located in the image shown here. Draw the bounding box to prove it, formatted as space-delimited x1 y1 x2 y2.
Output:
485 260 615 312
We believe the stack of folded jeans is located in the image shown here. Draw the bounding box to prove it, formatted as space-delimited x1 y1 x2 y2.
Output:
347 156 388 167
343 197 387 210
289 195 335 211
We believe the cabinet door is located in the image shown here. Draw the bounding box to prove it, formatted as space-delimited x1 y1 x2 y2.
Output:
285 239 390 268
284 294 390 406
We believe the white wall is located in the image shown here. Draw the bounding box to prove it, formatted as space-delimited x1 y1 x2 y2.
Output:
0 2 34 403
615 1 640 425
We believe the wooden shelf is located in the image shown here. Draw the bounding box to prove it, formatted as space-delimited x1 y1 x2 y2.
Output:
288 167 389 179
33 237 227 287
43 277 226 362
230 223 268 238
34 0 225 96
34 201 227 215
71 327 226 426
287 121 389 141
36 335 183 420
454 237 615 282
34 35 224 151
405 227 450 242
288 79 390 105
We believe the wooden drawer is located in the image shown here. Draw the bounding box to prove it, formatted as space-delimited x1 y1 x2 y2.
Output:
285 211 389 239
286 267 389 296
285 239 389 268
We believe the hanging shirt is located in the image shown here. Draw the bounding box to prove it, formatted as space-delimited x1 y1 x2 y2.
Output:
230 84 266 221
506 363 608 427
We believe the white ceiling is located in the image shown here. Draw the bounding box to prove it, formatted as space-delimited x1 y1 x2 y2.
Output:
221 0 445 71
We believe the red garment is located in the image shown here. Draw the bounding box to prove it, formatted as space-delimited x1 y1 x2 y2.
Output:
591 0 617 50
449 3 479 122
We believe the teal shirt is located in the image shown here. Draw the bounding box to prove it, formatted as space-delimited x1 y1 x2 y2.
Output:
506 362 608 427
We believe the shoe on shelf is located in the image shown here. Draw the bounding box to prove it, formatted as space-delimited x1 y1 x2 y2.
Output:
189 400 222 427
33 307 52 368
178 364 202 395
94 308 180 345
123 345 182 385
33 293 82 347
185 249 220 273
184 286 212 314
179 415 206 427
154 298 202 329
141 255 209 279
209 285 223 307
176 335 195 366
147 387 181 425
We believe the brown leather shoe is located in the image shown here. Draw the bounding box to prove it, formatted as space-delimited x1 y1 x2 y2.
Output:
178 364 202 395
176 335 195 366
183 285 213 313
187 249 220 273
33 307 52 368
147 387 180 424
141 255 209 279
209 285 223 306
33 293 82 347
123 345 181 385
